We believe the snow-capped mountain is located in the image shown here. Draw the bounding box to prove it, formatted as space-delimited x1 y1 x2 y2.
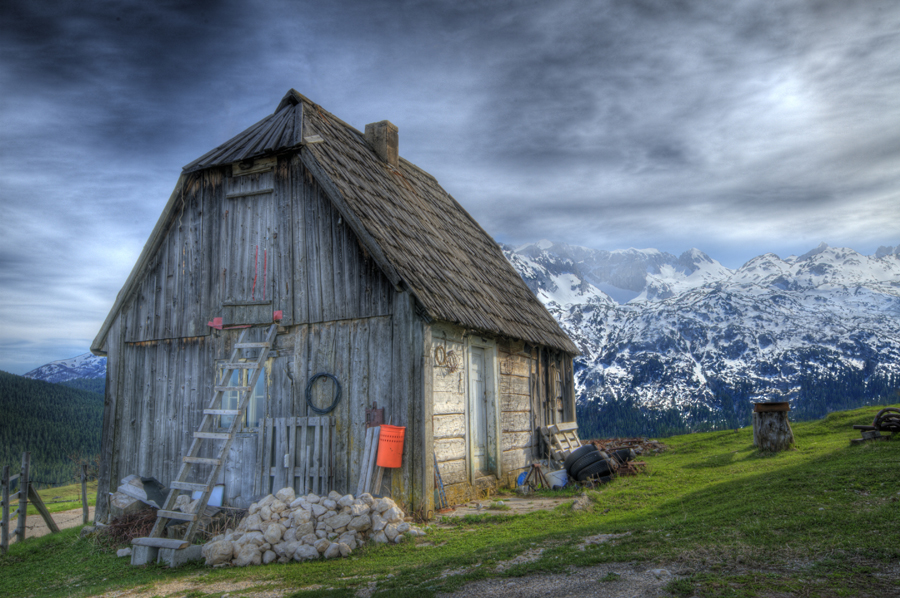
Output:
505 241 900 435
24 353 107 384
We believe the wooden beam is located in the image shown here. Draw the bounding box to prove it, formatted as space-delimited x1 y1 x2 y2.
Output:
2 465 9 554
27 484 60 534
15 453 28 544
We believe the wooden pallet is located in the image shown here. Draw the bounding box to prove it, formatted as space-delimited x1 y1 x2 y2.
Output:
134 324 277 549
539 422 581 468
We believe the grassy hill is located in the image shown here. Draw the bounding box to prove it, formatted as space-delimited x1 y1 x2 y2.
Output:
0 404 897 597
0 370 103 487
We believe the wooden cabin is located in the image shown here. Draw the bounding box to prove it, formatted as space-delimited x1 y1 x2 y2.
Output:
91 89 578 522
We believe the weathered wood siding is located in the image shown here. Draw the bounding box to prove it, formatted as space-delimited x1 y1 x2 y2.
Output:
498 346 536 487
430 323 468 506
98 157 430 515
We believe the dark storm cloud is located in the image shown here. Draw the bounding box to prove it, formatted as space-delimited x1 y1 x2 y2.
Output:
2 0 899 372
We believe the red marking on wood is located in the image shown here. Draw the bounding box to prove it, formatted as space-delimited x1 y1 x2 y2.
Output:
273 310 283 321
207 317 224 330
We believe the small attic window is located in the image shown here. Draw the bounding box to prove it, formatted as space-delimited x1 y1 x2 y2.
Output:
231 156 276 177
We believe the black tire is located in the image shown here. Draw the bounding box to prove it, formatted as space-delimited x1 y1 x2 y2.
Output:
576 458 613 482
568 449 604 478
563 445 597 471
613 448 636 464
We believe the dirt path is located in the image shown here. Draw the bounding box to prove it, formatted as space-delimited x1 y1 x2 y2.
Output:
11 506 95 543
437 495 572 519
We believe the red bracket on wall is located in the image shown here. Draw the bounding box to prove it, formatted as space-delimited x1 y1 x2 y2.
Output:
273 310 283 321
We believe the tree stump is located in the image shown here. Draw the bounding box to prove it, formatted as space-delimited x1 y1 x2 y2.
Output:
753 402 794 452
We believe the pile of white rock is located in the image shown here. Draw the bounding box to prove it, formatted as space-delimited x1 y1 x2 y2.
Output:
201 487 426 567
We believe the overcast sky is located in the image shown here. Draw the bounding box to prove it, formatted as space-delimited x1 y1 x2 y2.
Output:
2 0 899 374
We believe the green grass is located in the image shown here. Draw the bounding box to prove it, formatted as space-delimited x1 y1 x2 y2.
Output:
1 405 898 598
23 480 97 516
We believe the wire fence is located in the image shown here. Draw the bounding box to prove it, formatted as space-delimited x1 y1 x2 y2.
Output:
2 452 93 553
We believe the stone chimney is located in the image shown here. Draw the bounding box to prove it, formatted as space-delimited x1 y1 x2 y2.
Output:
364 120 399 167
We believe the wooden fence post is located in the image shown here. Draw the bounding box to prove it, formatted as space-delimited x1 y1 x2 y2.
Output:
81 464 89 525
2 465 9 554
16 452 29 544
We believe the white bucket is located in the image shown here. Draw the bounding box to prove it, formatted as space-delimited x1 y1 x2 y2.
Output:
545 469 568 488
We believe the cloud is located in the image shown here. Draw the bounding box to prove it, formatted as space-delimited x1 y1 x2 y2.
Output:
1 0 899 372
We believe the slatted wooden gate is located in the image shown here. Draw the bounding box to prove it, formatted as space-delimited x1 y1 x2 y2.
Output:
256 416 335 496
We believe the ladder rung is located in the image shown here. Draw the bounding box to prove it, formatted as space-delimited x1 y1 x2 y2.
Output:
169 481 209 492
235 342 272 348
133 537 190 549
214 385 251 393
221 363 260 370
157 510 197 521
183 457 221 465
204 409 241 416
194 432 231 440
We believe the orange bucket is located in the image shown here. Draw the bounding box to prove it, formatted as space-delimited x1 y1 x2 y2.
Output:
376 425 406 468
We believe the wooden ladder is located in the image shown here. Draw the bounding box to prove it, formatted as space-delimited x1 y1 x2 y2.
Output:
133 324 278 551
540 422 582 467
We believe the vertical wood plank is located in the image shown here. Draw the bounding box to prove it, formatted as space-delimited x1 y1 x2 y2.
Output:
298 418 309 495
2 465 10 553
16 452 29 544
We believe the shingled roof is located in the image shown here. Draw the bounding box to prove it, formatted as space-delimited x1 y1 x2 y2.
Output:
94 90 577 355
197 90 576 353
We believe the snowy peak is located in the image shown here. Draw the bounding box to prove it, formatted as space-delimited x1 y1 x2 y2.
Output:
506 242 732 304
24 353 107 383
504 240 900 434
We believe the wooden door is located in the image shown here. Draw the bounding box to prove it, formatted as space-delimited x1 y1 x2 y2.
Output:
220 172 276 324
470 347 488 473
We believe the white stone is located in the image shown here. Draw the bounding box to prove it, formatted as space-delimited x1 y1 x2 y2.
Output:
324 543 341 559
289 497 309 509
234 544 262 567
202 541 233 566
292 509 312 525
259 506 272 521
116 547 132 558
372 531 388 544
294 544 320 561
316 530 327 539
258 495 276 508
243 514 263 532
323 499 337 510
327 513 353 529
271 499 287 514
263 550 277 564
283 527 297 543
264 522 285 544
338 494 355 508
306 493 320 504
314 538 331 553
384 523 399 542
338 532 358 549
301 533 318 545
397 522 410 533
274 541 299 558
358 492 374 506
350 503 370 517
373 498 393 513
312 503 327 518
383 506 403 523
248 502 260 515
327 490 342 502
338 542 352 557
294 521 315 537
371 512 386 532
348 515 372 532
316 521 327 531
275 487 296 504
